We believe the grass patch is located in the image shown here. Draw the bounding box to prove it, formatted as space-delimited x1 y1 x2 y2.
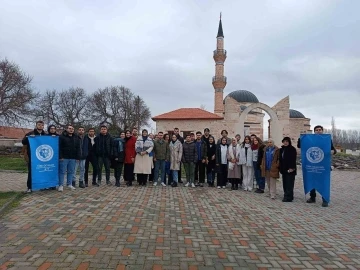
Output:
0 156 27 172
0 192 24 216
0 192 19 208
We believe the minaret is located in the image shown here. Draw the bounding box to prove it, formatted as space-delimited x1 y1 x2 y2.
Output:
213 13 227 115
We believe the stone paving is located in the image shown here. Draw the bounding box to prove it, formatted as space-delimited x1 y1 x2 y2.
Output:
0 170 359 270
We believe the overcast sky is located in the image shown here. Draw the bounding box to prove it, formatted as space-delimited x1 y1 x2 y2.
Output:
1 0 359 132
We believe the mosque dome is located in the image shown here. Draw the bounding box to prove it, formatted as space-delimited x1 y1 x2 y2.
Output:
226 90 259 103
289 109 305 118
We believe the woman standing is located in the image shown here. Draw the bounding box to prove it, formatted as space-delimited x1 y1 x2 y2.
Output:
164 134 172 185
112 131 126 187
227 138 241 190
134 129 154 186
261 139 280 199
206 136 216 187
253 137 266 193
124 130 136 186
239 136 253 191
216 137 229 189
169 134 183 187
279 137 297 202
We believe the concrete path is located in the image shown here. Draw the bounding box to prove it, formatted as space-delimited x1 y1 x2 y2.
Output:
0 171 359 269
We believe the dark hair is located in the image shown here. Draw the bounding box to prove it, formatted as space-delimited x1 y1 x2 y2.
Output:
221 130 228 135
36 120 44 124
190 133 195 136
282 136 292 145
158 131 164 134
142 129 148 134
125 129 131 133
120 131 125 135
88 127 95 132
132 127 138 131
242 135 251 145
251 134 256 137
314 125 324 132
174 127 179 130
204 128 210 132
100 125 107 129
254 136 263 145
164 133 170 139
67 124 74 129
196 131 202 135
78 126 85 129
185 134 191 138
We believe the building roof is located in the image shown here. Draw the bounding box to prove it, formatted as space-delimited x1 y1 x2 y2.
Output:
289 109 305 118
0 126 32 139
152 108 223 121
217 18 224 38
226 90 259 103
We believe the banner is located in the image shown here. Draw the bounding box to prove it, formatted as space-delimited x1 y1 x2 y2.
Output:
29 136 59 191
300 134 331 202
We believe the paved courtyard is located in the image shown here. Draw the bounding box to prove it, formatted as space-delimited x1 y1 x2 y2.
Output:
0 170 359 270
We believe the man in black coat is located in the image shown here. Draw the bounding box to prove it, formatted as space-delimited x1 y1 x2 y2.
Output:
58 124 81 192
85 128 98 187
279 137 297 202
297 125 336 207
94 125 113 185
22 120 46 193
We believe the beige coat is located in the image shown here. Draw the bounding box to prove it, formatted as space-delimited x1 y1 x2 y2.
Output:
134 136 154 174
169 140 183 171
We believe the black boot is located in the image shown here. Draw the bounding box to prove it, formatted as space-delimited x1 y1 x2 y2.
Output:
79 181 85 188
306 198 316 203
115 180 120 187
171 182 178 187
72 181 76 187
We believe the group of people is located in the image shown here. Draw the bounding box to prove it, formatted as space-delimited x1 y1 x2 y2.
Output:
22 121 333 206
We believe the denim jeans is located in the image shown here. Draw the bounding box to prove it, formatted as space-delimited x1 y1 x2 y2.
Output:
253 161 265 190
59 159 76 186
172 170 179 183
73 159 86 183
154 159 166 183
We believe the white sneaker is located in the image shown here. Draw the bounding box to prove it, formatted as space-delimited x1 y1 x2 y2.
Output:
217 186 221 189
161 182 166 187
243 188 248 191
222 186 226 189
248 188 252 192
67 185 76 190
153 182 158 186
185 182 190 187
27 189 32 193
191 183 196 188
58 185 63 192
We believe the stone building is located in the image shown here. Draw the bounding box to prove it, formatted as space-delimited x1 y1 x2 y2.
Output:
152 17 311 145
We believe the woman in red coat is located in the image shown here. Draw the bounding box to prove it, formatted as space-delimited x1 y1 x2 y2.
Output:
124 129 137 186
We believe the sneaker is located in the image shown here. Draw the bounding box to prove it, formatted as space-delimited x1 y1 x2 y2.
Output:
92 182 99 187
243 188 247 191
248 188 252 192
79 182 85 188
217 186 221 189
199 184 203 187
185 182 190 187
271 196 275 200
161 182 166 187
306 198 316 203
67 185 76 190
26 189 32 193
191 183 196 188
58 185 63 192
322 201 329 207
153 182 158 186
106 181 112 186
222 186 226 189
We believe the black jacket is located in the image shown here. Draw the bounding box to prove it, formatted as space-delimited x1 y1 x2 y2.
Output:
182 141 197 163
59 131 81 160
112 138 125 163
94 133 113 157
215 144 228 165
256 145 266 170
279 145 297 175
77 135 89 160
87 136 96 156
206 143 216 169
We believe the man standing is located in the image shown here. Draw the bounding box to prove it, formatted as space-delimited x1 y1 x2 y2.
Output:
58 124 80 192
22 120 46 193
182 134 197 187
217 130 231 145
194 131 207 187
298 125 336 207
124 128 138 186
153 132 170 186
112 131 126 187
72 126 88 188
95 125 113 185
201 128 211 146
173 127 184 183
84 128 98 187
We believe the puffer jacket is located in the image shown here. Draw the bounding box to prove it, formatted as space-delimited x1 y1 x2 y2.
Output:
59 130 81 160
94 133 113 157
182 141 197 163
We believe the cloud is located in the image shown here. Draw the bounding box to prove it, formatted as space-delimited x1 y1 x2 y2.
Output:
0 0 359 131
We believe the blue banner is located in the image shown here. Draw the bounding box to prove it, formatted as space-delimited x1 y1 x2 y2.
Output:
300 134 331 202
29 136 59 191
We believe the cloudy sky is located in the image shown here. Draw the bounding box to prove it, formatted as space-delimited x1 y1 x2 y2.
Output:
1 0 359 132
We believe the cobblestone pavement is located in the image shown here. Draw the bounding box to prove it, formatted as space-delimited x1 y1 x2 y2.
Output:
0 170 359 270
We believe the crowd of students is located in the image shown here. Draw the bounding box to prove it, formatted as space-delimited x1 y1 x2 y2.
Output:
22 121 304 204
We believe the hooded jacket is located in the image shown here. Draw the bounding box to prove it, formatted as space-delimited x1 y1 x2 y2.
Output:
59 130 81 160
279 138 297 175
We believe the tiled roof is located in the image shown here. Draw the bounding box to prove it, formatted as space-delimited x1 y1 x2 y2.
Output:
0 126 33 139
152 108 223 121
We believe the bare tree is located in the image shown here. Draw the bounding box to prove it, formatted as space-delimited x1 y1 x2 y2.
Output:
35 87 92 128
0 58 38 125
91 86 150 134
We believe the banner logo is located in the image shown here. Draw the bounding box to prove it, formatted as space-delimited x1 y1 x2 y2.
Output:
306 146 324 164
35 144 54 162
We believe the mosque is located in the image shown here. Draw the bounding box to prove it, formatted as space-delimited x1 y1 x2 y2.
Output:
152 17 311 145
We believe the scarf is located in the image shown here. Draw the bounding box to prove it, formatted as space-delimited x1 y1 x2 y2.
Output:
88 135 95 146
265 146 275 171
136 136 154 156
251 144 259 150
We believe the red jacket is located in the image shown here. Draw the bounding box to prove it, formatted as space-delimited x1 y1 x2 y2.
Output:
124 136 137 164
